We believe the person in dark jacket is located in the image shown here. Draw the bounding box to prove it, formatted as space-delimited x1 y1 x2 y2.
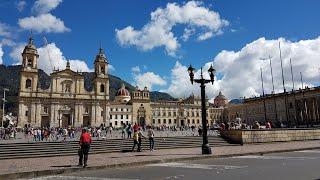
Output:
78 128 92 168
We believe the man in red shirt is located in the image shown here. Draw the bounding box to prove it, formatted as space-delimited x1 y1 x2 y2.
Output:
78 128 92 168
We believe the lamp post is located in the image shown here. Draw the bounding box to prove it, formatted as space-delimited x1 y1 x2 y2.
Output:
187 64 215 154
2 88 9 128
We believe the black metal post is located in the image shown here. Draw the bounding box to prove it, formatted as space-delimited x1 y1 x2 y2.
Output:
188 66 213 155
199 80 211 154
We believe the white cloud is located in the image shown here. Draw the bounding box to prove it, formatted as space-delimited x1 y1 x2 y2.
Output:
163 37 320 101
32 0 62 14
132 67 166 90
109 64 115 72
18 13 70 33
16 1 26 12
10 42 91 74
116 1 228 56
181 28 195 41
0 44 3 64
0 22 12 37
197 31 213 41
131 66 141 73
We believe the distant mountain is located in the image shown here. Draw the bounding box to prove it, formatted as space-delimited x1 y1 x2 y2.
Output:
229 98 243 104
0 65 175 114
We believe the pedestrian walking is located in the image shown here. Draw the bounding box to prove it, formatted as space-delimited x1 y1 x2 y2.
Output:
137 128 146 152
131 130 139 152
78 128 92 168
147 127 155 151
127 124 132 139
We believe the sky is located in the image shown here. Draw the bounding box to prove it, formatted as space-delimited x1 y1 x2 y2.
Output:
0 0 320 101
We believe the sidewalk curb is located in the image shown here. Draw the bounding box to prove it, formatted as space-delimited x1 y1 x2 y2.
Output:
1 146 320 180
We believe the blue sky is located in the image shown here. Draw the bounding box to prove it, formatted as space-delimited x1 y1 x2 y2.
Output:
0 0 320 100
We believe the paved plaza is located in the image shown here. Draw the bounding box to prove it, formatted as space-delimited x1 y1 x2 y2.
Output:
45 150 320 180
1 140 320 179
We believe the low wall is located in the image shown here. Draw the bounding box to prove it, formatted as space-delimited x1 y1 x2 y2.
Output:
220 128 320 144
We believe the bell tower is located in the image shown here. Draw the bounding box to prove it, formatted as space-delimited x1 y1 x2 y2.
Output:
93 47 109 97
20 36 39 92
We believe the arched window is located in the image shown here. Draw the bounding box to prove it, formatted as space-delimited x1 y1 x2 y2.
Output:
25 79 32 88
101 67 105 74
100 84 105 93
27 59 32 67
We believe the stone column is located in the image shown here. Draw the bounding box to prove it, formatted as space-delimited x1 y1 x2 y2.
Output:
91 102 96 126
36 102 41 127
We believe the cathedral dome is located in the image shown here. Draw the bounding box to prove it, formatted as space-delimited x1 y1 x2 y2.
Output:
215 91 227 101
115 84 131 103
214 91 228 107
116 84 130 97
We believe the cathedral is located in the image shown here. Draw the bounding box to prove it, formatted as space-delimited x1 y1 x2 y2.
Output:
18 37 110 128
17 37 227 128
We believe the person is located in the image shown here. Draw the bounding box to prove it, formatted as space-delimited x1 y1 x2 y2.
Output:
266 121 272 129
137 128 146 152
147 127 155 151
121 124 126 139
79 128 92 168
127 124 132 139
131 129 139 152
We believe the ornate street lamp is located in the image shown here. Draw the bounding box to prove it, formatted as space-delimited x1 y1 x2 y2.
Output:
187 64 215 154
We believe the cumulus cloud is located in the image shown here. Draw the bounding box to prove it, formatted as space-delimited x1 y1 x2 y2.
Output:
132 66 166 90
16 0 26 12
163 37 320 101
32 0 62 14
18 13 70 33
10 42 91 74
116 1 228 56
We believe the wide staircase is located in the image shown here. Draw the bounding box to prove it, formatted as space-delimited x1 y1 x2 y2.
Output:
0 136 234 160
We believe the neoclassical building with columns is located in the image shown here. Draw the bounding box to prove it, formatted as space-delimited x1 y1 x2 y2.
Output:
18 37 110 128
17 37 228 128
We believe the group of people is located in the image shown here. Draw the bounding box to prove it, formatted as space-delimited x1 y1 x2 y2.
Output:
23 126 77 142
0 127 17 140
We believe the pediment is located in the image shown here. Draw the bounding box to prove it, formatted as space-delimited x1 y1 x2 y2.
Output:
51 69 82 78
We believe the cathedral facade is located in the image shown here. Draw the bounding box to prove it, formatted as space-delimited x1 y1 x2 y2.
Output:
18 37 110 128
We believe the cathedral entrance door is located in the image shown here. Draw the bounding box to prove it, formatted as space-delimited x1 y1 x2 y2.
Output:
61 114 71 128
83 116 91 127
139 117 146 127
41 116 50 128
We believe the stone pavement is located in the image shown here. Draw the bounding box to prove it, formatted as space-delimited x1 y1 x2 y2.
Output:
1 140 320 179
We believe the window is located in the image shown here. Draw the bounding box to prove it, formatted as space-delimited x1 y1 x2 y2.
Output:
110 115 112 119
101 111 104 116
100 84 105 93
126 115 129 119
168 112 171 116
27 59 32 66
101 67 105 74
187 119 190 124
192 119 195 124
173 112 176 116
121 121 123 125
174 119 177 124
121 115 123 119
169 119 172 124
85 107 89 113
116 108 118 111
158 119 161 124
121 108 123 111
43 107 48 113
115 115 118 119
115 121 118 126
153 119 155 124
163 119 166 124
25 111 28 116
25 79 32 88
197 120 200 124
